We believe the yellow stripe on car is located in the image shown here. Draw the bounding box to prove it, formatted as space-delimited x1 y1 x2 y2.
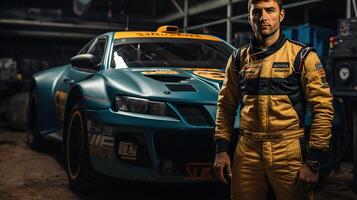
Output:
114 25 221 42
55 90 68 123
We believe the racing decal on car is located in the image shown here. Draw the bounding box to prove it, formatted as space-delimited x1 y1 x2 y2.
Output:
193 71 225 81
182 68 225 81
88 133 114 159
54 90 68 123
184 162 214 181
114 32 220 41
118 142 138 160
141 69 179 75
87 120 114 136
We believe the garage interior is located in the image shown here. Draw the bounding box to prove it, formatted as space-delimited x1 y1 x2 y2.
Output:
0 0 357 199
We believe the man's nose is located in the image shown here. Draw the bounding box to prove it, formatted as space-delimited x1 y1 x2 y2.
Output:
259 10 268 21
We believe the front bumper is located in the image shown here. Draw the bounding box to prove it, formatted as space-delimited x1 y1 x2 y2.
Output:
85 107 219 183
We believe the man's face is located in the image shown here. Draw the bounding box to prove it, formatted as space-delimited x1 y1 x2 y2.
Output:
248 0 285 38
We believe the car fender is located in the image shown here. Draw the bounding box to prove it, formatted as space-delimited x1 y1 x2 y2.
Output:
32 65 69 135
66 75 111 114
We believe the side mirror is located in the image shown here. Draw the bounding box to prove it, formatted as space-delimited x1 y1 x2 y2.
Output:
70 54 97 69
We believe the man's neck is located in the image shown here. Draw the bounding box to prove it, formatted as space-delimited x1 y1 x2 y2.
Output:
255 29 281 49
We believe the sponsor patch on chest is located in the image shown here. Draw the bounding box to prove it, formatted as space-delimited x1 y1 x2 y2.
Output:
272 62 289 68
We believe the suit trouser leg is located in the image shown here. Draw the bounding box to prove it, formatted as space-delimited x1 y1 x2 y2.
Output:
266 138 313 200
231 136 269 200
231 136 313 200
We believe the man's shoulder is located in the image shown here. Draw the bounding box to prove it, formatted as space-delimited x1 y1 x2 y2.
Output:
233 44 249 56
286 39 317 58
286 39 308 48
239 43 250 51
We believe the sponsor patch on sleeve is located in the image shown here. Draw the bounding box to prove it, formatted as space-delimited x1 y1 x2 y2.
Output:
315 63 324 70
315 63 326 76
320 76 330 88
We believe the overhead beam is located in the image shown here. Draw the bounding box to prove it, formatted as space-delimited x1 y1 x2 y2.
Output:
282 0 325 9
183 0 188 32
0 19 124 31
0 29 96 40
171 0 184 14
157 0 245 23
187 0 325 31
352 0 357 17
347 0 351 18
227 0 232 43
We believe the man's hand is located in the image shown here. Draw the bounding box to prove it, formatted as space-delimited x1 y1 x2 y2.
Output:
214 152 232 184
296 164 319 197
298 164 319 184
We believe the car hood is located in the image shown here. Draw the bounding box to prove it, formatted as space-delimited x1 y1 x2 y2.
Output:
99 67 225 104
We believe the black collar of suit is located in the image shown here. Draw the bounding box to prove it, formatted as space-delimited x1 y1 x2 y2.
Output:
249 32 287 60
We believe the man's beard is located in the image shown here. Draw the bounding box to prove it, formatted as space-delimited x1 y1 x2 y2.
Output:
260 25 280 39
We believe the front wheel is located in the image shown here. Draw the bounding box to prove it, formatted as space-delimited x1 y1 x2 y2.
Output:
64 102 98 192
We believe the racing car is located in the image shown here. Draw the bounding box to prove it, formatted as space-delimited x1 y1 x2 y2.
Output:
27 25 237 191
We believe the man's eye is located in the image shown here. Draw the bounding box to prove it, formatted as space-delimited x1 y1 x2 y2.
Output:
267 9 275 13
253 10 260 15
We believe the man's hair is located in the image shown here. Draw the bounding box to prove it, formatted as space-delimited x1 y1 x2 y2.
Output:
247 0 283 11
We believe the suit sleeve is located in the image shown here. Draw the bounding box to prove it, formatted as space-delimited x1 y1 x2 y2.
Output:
301 52 334 161
214 54 241 153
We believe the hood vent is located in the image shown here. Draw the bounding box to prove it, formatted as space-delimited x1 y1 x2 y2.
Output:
145 75 190 83
166 84 196 92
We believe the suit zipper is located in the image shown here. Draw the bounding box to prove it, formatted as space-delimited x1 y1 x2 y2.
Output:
267 69 271 133
267 55 275 133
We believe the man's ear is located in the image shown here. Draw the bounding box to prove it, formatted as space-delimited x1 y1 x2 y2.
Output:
280 8 285 23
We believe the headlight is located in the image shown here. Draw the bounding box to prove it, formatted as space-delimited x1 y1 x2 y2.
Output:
115 96 168 116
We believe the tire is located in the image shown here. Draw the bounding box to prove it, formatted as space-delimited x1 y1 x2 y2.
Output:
64 102 99 192
27 90 43 148
8 92 29 131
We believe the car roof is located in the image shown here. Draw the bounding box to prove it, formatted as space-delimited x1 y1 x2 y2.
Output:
113 25 221 42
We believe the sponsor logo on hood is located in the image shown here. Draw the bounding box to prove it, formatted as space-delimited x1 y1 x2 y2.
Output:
182 68 225 81
140 69 180 75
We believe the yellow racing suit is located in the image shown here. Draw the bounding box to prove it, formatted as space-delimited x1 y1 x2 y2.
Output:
214 33 333 200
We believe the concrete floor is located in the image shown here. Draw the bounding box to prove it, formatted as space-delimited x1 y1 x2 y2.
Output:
0 128 356 200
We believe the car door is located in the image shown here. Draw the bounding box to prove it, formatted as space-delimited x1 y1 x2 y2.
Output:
55 37 108 125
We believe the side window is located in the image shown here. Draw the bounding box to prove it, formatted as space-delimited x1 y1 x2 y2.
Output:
77 39 95 55
88 38 107 67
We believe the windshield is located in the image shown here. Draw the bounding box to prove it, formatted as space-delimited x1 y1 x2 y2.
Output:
111 38 234 69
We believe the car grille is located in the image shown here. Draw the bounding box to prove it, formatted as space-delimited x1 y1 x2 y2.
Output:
174 104 214 126
154 130 215 172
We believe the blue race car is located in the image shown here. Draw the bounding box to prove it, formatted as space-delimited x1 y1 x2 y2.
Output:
27 25 237 191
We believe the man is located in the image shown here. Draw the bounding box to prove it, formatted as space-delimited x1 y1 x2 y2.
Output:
213 0 333 199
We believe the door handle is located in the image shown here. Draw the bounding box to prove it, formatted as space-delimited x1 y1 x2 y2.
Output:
69 80 75 85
